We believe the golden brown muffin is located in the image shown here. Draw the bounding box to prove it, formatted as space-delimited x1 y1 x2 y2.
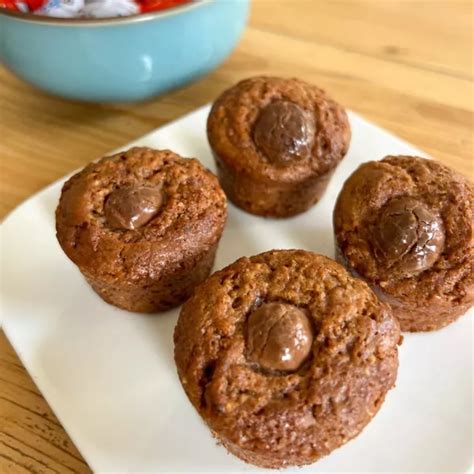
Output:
56 147 227 313
174 250 400 469
334 155 473 332
207 76 351 217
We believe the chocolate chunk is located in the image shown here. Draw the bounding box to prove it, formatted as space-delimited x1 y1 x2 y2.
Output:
253 101 315 164
246 302 313 372
104 185 163 230
373 196 444 273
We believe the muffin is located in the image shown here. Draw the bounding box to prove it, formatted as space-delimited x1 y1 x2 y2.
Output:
207 76 351 217
56 147 227 313
334 155 473 332
174 250 400 468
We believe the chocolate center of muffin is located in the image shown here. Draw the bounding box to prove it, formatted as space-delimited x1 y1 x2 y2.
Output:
104 185 164 230
246 302 313 372
253 101 315 164
372 196 444 273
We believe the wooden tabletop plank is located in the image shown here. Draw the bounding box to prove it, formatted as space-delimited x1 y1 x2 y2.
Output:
1 1 473 472
251 0 474 79
0 333 90 473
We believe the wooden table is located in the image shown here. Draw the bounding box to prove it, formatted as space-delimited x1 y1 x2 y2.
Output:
1 1 472 472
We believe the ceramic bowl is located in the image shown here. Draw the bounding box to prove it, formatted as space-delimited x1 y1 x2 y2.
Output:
0 0 249 102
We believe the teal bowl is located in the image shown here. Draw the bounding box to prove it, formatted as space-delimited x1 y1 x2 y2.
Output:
0 0 249 102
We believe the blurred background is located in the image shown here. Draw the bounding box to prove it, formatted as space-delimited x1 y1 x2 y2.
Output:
0 1 473 471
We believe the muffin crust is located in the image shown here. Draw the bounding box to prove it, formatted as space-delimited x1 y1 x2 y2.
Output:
56 147 227 312
174 250 400 468
207 77 350 217
334 155 473 331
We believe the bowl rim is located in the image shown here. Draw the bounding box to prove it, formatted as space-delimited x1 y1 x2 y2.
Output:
0 0 211 27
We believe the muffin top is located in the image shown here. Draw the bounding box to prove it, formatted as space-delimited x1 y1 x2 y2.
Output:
174 250 400 462
334 156 473 308
207 76 351 182
56 147 227 281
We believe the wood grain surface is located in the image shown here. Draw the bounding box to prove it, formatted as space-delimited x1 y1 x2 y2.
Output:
1 1 473 472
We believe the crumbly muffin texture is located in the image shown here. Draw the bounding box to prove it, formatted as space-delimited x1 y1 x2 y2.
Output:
56 147 227 312
174 250 400 469
334 155 473 331
207 77 351 217
208 77 350 180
